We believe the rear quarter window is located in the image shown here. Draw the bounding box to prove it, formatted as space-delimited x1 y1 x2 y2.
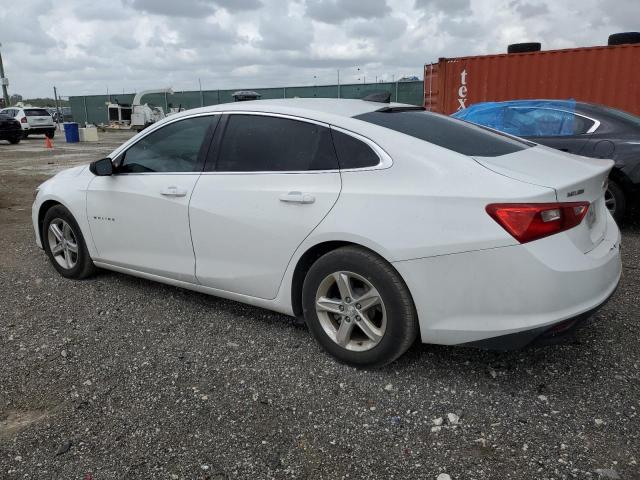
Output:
355 110 532 157
331 130 380 169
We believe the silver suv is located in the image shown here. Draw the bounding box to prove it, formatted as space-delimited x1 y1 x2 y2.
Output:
0 107 56 139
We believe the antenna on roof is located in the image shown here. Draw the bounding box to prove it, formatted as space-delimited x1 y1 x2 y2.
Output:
362 92 391 103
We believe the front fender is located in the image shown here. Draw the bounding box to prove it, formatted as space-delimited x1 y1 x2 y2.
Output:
32 168 96 257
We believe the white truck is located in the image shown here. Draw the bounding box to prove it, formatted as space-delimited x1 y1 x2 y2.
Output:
130 87 174 131
105 87 174 131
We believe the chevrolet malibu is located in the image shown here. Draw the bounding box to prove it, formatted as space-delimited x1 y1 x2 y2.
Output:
32 99 622 367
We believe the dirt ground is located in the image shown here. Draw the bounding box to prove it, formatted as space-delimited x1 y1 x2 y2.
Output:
1 132 639 479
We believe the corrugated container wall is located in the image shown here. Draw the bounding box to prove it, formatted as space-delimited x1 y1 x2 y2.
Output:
424 44 640 115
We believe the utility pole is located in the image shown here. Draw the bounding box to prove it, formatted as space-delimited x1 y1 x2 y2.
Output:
0 43 10 106
53 86 62 128
198 78 203 107
337 69 340 98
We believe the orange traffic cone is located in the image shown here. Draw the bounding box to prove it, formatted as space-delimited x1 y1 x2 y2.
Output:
45 136 53 149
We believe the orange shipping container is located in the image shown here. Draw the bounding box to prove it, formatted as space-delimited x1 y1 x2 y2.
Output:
424 44 640 116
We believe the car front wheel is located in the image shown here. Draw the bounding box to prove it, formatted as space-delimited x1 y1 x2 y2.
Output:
302 246 418 368
43 205 96 279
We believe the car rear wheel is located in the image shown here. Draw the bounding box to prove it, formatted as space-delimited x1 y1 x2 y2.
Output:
43 205 97 279
604 179 626 222
9 136 20 144
302 246 418 368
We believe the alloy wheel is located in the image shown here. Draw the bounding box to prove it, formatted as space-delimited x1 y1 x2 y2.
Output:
315 271 387 352
47 218 79 269
604 187 616 216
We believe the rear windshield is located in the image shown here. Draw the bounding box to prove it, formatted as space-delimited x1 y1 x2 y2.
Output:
354 110 532 157
599 106 640 129
25 109 51 117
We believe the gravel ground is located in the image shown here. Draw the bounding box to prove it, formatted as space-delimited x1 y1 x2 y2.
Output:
1 134 639 479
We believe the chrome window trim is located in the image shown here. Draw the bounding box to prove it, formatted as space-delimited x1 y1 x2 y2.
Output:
329 125 393 171
223 110 329 128
199 110 392 175
507 106 601 135
109 109 393 175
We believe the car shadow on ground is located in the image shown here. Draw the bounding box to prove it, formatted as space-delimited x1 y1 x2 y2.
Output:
72 262 613 381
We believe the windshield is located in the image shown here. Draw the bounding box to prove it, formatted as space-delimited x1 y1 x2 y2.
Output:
355 110 533 157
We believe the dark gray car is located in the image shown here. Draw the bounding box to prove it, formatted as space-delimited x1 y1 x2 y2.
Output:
453 100 640 221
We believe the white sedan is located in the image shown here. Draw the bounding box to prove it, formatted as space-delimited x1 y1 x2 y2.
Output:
32 99 622 367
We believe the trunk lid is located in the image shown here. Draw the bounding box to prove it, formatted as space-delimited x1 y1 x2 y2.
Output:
24 108 54 127
474 145 612 252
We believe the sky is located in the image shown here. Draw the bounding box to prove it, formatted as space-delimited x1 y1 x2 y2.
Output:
0 0 636 98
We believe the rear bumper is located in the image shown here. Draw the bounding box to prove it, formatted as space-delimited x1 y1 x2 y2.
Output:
24 125 55 132
461 284 616 350
393 212 622 347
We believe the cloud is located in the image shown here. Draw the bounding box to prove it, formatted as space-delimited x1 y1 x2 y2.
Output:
349 16 408 40
511 1 550 17
414 0 471 14
0 0 635 98
123 0 262 17
305 0 391 24
258 15 314 51
123 0 218 17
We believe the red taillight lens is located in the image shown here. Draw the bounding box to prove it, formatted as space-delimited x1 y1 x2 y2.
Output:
486 202 590 243
20 117 27 123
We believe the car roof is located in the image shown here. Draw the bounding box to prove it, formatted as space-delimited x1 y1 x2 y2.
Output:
168 98 416 125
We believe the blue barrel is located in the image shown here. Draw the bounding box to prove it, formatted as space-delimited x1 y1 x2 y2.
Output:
63 122 80 143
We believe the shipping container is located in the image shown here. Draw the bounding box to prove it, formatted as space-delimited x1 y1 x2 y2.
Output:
424 44 640 115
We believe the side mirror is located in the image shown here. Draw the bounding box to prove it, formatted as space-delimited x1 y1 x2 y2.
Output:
90 157 113 176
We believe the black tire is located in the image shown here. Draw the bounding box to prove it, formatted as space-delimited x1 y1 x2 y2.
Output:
507 42 541 54
302 246 418 368
45 130 55 139
42 205 97 279
8 136 20 144
605 179 626 223
608 32 640 46
22 132 29 139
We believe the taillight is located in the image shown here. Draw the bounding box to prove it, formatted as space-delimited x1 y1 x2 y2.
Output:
20 117 27 123
486 202 590 243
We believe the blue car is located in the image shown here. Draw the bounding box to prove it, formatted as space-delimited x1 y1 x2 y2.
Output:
453 100 640 221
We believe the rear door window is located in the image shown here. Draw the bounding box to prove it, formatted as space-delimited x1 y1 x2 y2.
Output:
355 110 531 157
215 114 338 172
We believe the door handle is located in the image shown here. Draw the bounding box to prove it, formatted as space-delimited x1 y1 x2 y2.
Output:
160 186 188 197
279 191 315 204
